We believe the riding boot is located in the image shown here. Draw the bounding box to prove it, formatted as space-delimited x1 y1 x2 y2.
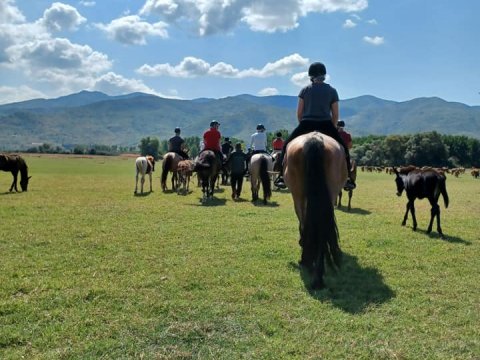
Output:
344 154 356 191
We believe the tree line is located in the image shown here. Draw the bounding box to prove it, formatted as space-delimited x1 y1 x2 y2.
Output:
24 130 479 168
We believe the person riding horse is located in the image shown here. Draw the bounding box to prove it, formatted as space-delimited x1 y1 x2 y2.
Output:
168 127 189 159
272 131 284 155
202 120 224 165
274 62 356 191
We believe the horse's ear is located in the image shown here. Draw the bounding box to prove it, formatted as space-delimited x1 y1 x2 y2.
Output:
393 167 399 176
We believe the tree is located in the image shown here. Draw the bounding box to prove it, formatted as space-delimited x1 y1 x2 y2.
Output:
139 137 160 159
404 132 448 167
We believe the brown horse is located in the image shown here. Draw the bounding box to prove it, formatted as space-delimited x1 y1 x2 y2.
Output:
194 150 221 202
336 159 357 211
0 154 31 192
284 132 347 289
177 159 195 195
161 152 182 192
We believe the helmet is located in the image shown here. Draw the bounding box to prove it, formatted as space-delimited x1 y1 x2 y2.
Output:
174 127 181 133
210 120 220 127
256 124 265 131
308 62 327 77
224 137 230 141
337 120 345 127
276 132 282 138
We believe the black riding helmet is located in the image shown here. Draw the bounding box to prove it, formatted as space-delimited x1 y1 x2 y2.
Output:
174 127 181 133
256 124 265 131
210 120 220 127
276 132 282 137
308 62 327 77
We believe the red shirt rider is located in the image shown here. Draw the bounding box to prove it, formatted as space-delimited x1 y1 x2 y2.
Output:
337 121 352 149
203 120 221 152
272 137 284 151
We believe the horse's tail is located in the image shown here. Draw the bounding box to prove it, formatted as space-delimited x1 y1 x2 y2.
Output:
303 136 341 270
439 175 449 208
259 156 271 200
161 155 172 187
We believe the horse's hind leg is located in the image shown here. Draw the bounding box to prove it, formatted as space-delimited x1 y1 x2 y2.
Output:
311 255 326 290
149 173 153 192
9 172 18 192
134 172 139 194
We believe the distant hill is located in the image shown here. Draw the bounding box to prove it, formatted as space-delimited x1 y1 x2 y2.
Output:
1 91 479 150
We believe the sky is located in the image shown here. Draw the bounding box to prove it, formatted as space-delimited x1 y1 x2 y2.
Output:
0 0 479 106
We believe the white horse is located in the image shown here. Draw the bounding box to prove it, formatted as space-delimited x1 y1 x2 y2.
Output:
134 155 155 194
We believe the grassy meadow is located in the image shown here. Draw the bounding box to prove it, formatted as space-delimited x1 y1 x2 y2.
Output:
1 154 479 359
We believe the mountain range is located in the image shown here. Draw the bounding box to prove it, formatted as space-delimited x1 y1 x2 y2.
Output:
1 90 479 150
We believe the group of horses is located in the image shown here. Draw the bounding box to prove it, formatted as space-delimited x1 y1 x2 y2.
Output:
1 134 453 291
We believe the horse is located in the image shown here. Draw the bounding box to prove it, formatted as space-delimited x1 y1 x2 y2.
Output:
284 132 348 289
177 159 195 195
161 152 183 192
134 155 155 194
394 166 449 237
336 159 357 211
194 150 221 202
249 153 273 204
0 153 31 192
271 151 282 187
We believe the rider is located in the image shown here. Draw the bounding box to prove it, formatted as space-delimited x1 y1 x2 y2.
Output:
250 124 269 155
221 137 234 158
202 120 223 164
337 120 353 150
168 127 189 159
274 62 356 191
272 131 284 154
228 143 248 200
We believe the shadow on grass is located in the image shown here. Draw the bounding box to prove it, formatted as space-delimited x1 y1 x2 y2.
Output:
252 200 280 208
290 252 395 314
133 191 153 197
416 229 471 245
335 206 371 215
190 197 227 207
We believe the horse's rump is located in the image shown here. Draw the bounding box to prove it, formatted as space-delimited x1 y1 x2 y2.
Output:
284 132 347 288
250 153 273 202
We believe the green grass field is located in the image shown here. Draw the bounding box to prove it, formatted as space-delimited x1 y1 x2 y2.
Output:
1 155 479 359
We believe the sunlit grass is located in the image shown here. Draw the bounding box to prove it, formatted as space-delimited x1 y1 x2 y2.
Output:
1 155 478 359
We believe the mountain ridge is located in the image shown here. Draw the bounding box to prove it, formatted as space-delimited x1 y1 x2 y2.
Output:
1 91 479 150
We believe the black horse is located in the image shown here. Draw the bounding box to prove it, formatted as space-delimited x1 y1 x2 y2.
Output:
394 166 449 236
0 154 31 192
194 150 221 202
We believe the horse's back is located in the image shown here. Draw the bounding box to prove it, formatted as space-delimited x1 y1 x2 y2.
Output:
285 132 347 202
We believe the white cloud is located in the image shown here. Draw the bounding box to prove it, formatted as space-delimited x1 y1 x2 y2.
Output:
290 72 309 87
0 0 25 23
343 19 357 28
79 1 96 7
0 85 46 105
367 18 377 24
137 53 309 79
363 35 384 45
258 87 279 96
96 15 168 45
91 72 171 97
139 0 369 35
40 2 86 32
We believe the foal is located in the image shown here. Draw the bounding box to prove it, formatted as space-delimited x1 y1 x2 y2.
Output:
134 156 155 194
394 167 449 236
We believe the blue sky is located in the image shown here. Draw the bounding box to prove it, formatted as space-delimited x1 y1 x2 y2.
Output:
1 0 479 105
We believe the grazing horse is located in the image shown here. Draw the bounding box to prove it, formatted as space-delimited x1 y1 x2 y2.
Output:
394 167 449 237
134 155 155 194
194 150 221 202
336 159 357 211
249 153 273 204
161 152 183 192
284 132 347 289
0 153 31 192
177 159 195 194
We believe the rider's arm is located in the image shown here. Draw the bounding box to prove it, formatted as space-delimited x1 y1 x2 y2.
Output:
296 98 304 123
331 101 339 127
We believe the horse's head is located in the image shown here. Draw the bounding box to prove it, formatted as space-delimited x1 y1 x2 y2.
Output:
20 176 31 192
393 168 405 196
